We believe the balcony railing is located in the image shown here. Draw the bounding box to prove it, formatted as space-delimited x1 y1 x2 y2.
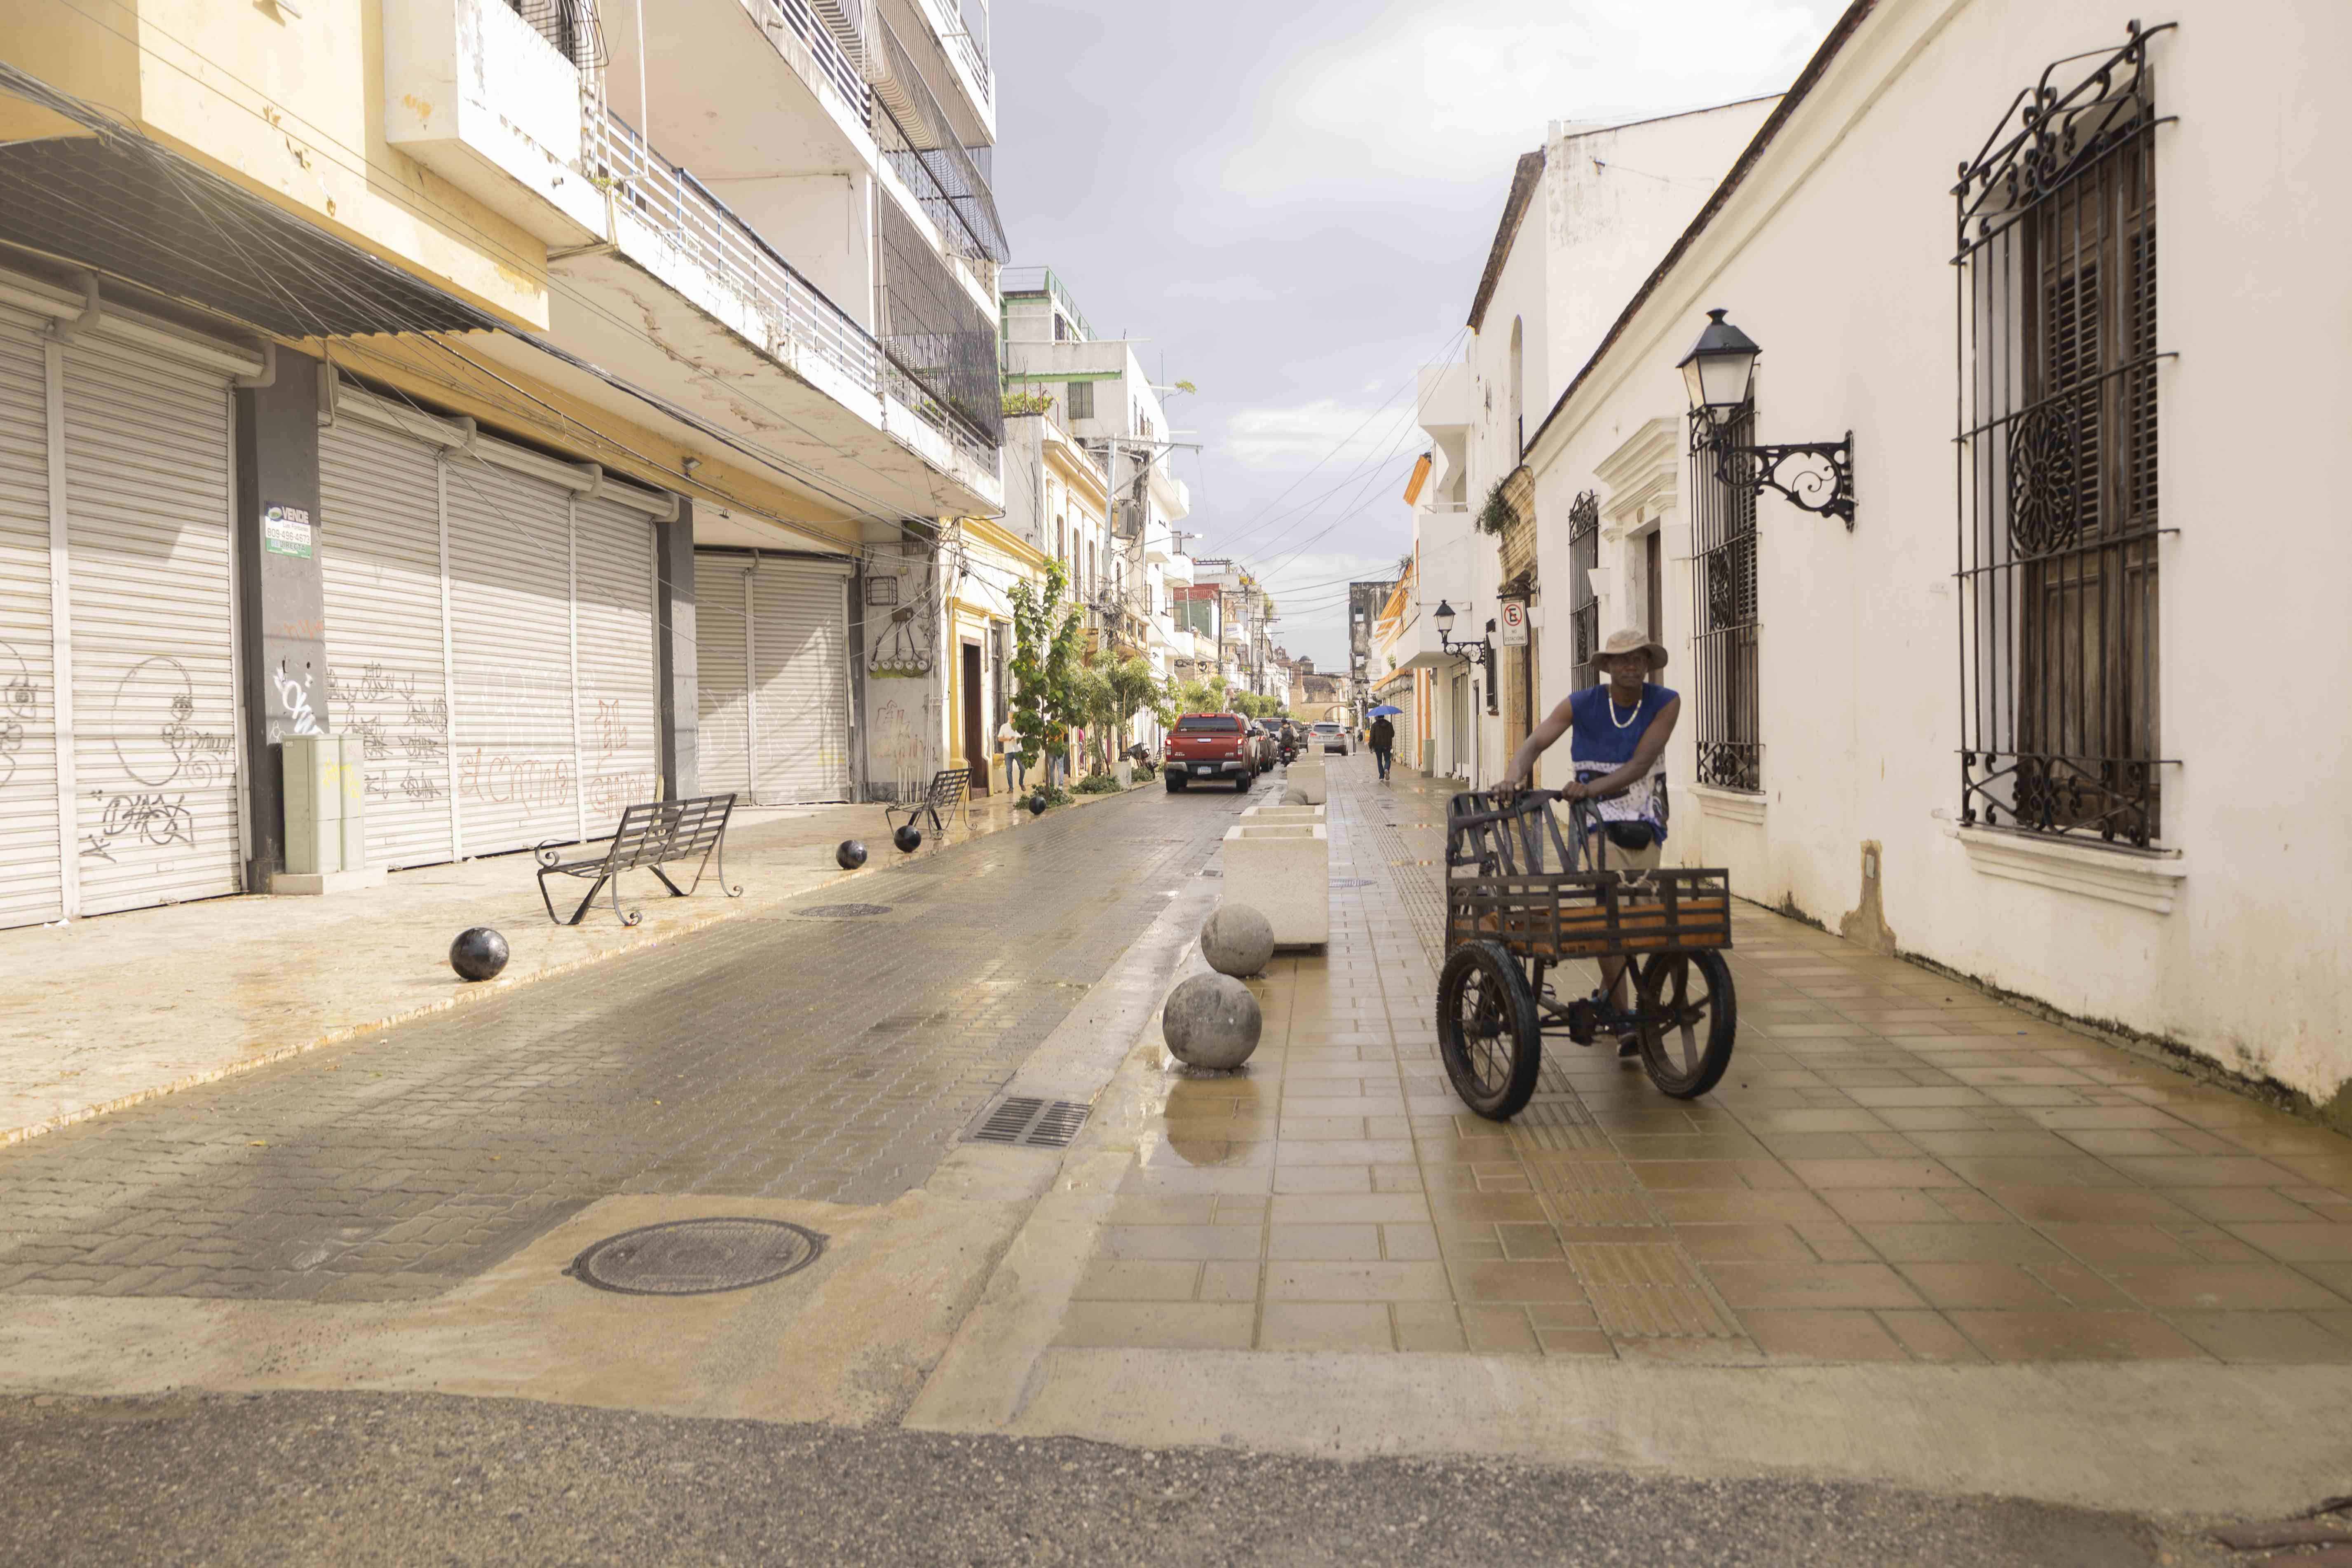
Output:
584 108 876 387
770 0 870 113
582 106 997 472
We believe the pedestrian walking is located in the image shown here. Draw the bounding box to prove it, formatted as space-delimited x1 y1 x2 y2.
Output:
998 718 1025 792
1369 712 1395 782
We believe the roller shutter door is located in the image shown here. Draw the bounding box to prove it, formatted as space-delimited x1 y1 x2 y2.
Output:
572 491 661 829
748 562 849 803
62 338 239 916
444 453 578 858
694 561 751 799
0 312 59 927
320 418 457 870
693 551 849 805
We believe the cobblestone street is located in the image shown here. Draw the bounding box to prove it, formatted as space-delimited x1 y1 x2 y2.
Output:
0 785 1251 1303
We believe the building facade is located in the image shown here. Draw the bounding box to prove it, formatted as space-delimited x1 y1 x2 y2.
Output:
1396 98 1776 790
0 0 1006 928
1520 2 2352 1108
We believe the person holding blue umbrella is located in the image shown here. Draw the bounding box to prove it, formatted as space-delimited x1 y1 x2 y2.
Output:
1366 703 1401 782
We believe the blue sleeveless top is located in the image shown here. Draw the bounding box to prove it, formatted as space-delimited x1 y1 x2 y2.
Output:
1566 681 1676 840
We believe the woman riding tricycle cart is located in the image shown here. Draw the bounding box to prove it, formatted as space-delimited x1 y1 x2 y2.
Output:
1437 787 1738 1117
1435 626 1737 1118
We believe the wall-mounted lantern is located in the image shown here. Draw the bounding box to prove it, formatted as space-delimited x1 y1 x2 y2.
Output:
1433 600 1500 714
1677 308 1855 529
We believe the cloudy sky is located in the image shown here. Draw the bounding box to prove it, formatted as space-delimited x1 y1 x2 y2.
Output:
990 0 1844 671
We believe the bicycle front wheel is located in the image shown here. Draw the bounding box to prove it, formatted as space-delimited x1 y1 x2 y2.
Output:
1632 949 1738 1099
1437 940 1541 1120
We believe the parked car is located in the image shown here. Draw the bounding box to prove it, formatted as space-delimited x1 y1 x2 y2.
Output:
1309 721 1350 756
1164 713 1257 792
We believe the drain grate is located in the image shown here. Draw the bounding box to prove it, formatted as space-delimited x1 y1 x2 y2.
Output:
1330 877 1375 888
797 903 892 919
966 1095 1092 1149
567 1217 824 1296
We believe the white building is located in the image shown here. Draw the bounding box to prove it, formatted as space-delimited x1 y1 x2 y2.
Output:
1520 4 2352 1109
1395 99 1777 785
0 0 1007 930
1001 267 1193 748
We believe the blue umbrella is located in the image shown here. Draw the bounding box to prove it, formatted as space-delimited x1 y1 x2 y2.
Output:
1366 704 1402 717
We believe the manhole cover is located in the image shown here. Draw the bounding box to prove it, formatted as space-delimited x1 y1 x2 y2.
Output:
798 903 892 919
567 1218 824 1296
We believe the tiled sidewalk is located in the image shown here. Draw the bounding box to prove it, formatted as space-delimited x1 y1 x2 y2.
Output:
1060 760 2352 1363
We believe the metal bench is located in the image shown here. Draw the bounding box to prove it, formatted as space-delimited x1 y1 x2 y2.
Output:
535 793 741 926
884 767 970 838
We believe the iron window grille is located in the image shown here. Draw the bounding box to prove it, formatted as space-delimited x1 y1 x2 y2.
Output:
1953 21 2174 848
507 0 605 70
1567 488 1600 691
1689 405 1762 791
877 192 1002 449
871 12 1009 265
1067 380 1094 420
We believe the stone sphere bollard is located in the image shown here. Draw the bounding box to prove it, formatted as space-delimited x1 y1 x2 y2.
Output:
1161 973 1262 1071
449 926 509 982
893 823 923 854
1283 783 1309 806
1200 902 1275 979
1028 793 1048 816
835 839 868 871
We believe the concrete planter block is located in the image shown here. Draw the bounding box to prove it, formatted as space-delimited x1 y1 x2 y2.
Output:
1220 823 1329 947
1242 804 1326 825
1285 759 1327 805
1115 761 1134 788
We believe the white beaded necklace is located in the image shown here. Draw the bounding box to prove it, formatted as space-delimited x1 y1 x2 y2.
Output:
1606 682 1642 729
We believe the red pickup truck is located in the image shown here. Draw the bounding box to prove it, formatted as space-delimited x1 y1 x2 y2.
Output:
1163 713 1256 793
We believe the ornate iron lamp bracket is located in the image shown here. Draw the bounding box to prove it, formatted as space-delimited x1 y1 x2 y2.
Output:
1714 430 1856 529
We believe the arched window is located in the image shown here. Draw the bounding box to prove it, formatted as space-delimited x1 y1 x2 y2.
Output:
1508 317 1525 457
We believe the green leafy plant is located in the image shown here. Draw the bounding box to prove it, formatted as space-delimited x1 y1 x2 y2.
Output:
1008 559 1082 781
1075 773 1121 795
1001 388 1056 417
1476 478 1514 537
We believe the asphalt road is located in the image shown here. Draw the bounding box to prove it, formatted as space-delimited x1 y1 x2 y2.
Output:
0 1390 2227 1568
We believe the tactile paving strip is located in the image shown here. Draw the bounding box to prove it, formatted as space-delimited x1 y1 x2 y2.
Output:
1566 1242 1740 1337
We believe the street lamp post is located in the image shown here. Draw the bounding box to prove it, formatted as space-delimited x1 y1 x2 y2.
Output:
1677 308 1856 528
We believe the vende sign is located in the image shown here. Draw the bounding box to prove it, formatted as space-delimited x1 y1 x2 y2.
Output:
1499 598 1529 647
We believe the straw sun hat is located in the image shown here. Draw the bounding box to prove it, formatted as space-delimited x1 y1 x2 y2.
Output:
1594 628 1669 670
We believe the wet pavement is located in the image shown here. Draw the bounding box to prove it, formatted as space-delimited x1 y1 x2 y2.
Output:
0 783 1252 1302
1062 762 2352 1363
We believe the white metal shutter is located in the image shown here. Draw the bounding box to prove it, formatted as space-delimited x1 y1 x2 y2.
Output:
319 418 457 870
0 312 59 927
693 555 751 799
444 453 577 857
747 560 849 803
62 338 240 915
573 491 661 829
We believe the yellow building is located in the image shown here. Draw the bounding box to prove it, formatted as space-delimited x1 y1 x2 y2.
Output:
0 0 1006 926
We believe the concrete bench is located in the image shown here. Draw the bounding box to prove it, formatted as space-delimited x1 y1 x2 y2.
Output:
1221 822 1329 947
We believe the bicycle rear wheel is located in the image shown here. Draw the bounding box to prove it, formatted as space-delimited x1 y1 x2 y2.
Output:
1632 949 1737 1099
1437 940 1541 1120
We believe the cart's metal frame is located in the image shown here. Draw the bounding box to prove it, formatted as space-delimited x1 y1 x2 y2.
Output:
1440 788 1738 1106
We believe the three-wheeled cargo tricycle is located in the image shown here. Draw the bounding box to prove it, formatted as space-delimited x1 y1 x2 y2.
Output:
1438 788 1739 1118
